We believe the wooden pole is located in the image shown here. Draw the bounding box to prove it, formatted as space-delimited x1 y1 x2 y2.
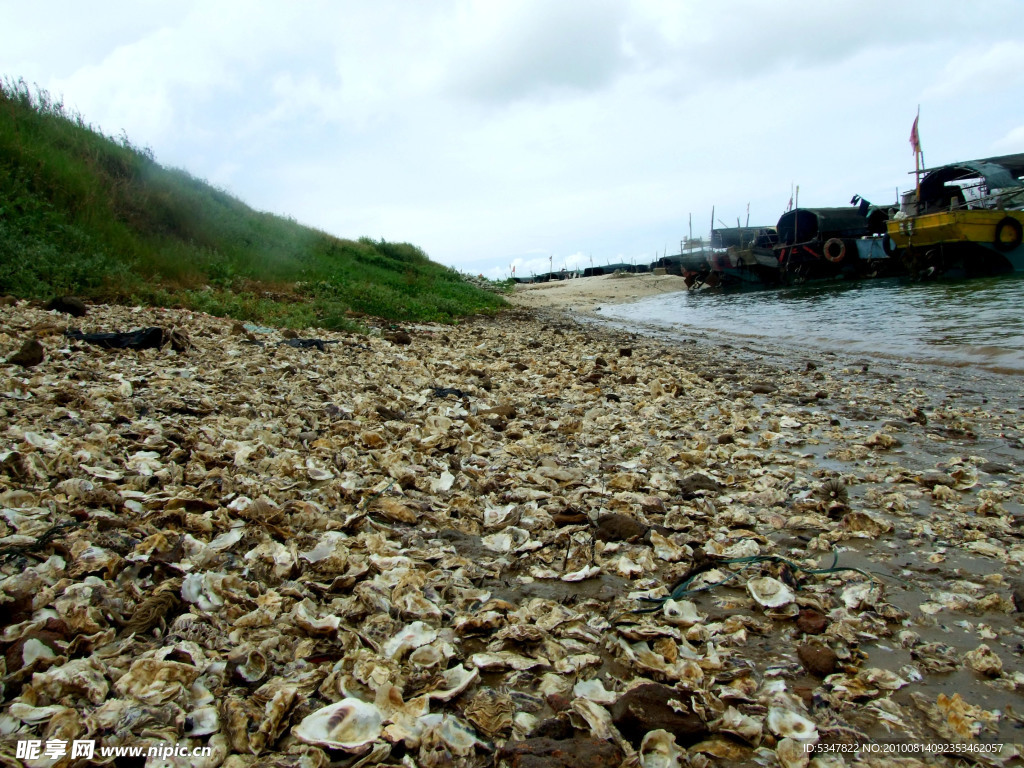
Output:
709 206 714 255
914 105 922 213
794 185 799 243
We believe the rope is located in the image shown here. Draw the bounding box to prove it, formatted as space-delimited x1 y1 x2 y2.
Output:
633 552 883 613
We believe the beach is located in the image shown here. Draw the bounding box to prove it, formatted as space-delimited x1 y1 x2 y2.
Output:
508 272 691 314
1 295 1022 766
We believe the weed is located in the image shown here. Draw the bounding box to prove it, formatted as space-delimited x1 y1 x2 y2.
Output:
0 77 507 325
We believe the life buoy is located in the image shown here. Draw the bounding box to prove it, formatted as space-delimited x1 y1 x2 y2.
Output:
993 216 1023 252
882 234 898 256
823 238 846 263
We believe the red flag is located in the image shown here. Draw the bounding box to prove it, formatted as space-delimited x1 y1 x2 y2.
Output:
909 113 921 155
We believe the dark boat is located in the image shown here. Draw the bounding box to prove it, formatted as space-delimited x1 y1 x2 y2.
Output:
774 201 896 282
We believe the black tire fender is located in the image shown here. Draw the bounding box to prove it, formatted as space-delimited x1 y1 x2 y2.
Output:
994 216 1022 252
882 234 898 256
823 237 846 263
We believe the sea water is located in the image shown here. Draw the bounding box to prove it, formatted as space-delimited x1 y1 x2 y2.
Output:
596 274 1024 377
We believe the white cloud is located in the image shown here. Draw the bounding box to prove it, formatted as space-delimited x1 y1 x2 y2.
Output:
994 125 1024 153
3 0 1022 273
922 40 1024 102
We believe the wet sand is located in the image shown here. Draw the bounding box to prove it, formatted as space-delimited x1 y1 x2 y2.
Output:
1 296 1022 765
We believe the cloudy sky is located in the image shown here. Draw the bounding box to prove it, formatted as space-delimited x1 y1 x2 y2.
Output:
3 1 1023 278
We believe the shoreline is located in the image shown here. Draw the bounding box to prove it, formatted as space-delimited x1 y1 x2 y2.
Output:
508 271 691 316
1 297 1022 763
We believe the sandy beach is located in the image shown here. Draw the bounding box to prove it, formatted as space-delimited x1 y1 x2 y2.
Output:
508 272 690 314
1 295 1022 766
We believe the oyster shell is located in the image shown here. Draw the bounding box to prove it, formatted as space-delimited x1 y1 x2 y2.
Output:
463 689 514 736
2 296 1022 763
746 576 796 608
639 728 683 768
766 707 818 742
292 698 383 752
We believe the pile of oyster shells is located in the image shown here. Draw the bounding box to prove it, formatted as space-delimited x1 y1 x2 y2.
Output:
1 299 1022 767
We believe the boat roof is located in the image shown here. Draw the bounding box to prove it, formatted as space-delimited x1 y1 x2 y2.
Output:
775 206 869 243
921 153 1024 190
710 226 777 248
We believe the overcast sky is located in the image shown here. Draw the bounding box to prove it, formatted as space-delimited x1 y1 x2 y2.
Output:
3 1 1023 277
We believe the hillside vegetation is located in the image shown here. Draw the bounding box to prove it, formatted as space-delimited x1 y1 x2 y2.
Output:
0 78 507 329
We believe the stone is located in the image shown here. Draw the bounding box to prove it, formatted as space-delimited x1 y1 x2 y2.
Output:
797 644 838 677
678 473 722 498
45 296 87 316
594 513 647 542
6 338 44 367
498 737 623 768
610 684 709 747
796 608 829 635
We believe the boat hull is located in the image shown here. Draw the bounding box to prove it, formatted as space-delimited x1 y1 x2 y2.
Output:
886 210 1024 276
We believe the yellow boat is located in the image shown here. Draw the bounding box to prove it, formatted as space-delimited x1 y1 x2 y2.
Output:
886 209 1024 250
885 154 1024 277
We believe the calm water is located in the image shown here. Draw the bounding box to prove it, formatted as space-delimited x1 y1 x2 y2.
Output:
596 274 1024 376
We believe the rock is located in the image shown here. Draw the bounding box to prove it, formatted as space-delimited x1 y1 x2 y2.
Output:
907 408 928 425
978 462 1012 475
281 328 298 339
795 608 829 635
498 737 623 768
797 644 838 677
375 405 405 421
610 684 709 747
46 296 87 316
678 473 722 498
480 405 517 419
594 513 647 542
527 718 574 741
1010 583 1024 613
552 511 590 527
917 472 955 489
618 347 632 357
6 339 44 367
748 382 777 394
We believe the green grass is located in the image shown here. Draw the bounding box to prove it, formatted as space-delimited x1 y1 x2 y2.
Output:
0 77 507 329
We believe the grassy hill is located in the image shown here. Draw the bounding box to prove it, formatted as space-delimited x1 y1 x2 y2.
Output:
0 77 507 329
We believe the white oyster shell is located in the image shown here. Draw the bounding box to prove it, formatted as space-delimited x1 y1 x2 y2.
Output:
746 576 796 608
662 599 704 627
383 621 439 659
639 728 684 768
766 707 818 741
184 705 220 737
293 698 384 751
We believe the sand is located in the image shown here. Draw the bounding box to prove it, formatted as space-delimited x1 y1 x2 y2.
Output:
508 272 689 314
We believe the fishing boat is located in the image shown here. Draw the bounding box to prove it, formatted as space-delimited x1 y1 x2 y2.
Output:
885 153 1024 278
773 200 897 283
701 226 781 287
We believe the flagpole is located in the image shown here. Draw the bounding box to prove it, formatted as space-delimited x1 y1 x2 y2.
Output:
913 105 922 212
